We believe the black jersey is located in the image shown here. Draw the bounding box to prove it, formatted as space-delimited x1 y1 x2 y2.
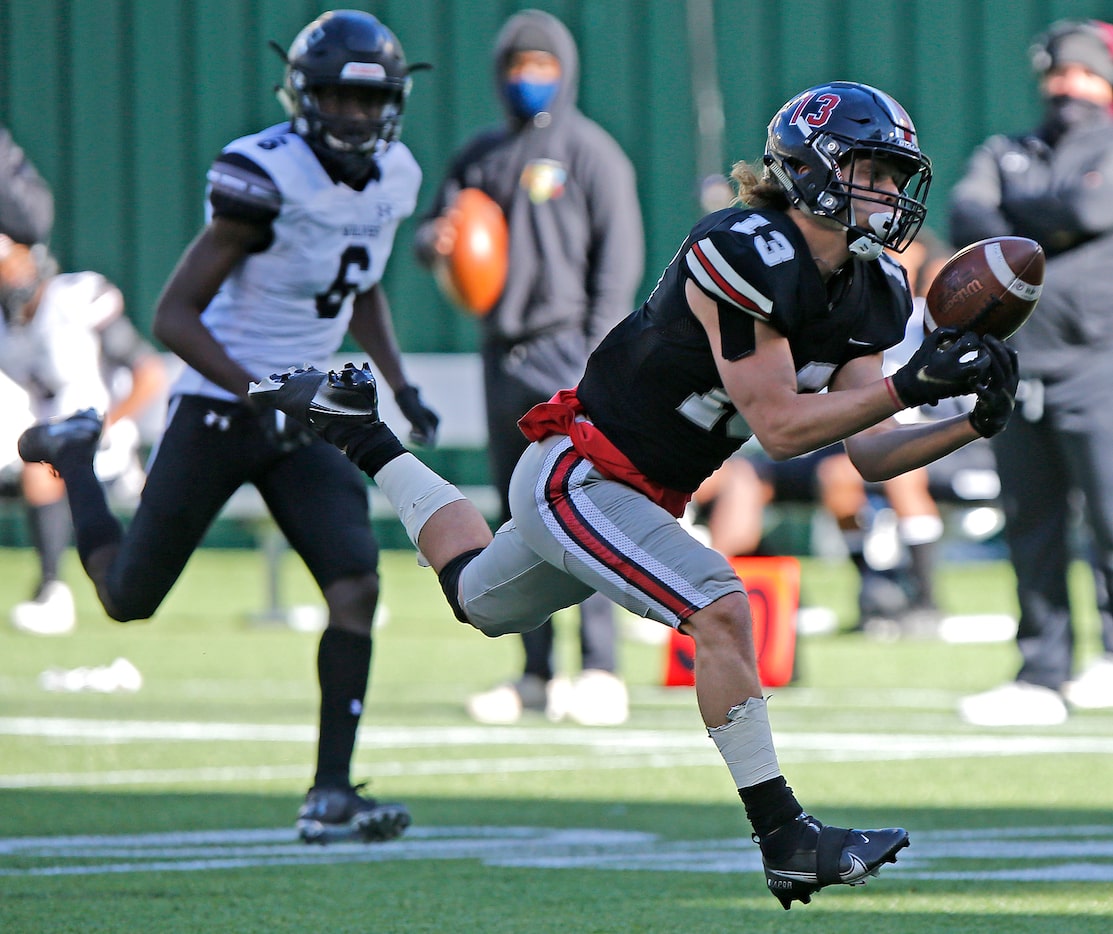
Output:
576 207 912 493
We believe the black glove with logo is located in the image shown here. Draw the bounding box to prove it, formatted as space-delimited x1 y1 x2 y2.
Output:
968 335 1019 438
395 384 440 447
891 327 991 408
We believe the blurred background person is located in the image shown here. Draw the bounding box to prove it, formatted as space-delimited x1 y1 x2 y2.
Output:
0 236 166 634
415 9 644 726
0 122 64 630
951 19 1113 725
0 123 53 247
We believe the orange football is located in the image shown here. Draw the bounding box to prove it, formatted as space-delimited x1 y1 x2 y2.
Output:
434 187 508 316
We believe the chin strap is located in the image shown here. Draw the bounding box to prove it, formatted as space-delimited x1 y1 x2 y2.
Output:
845 210 896 260
309 140 381 187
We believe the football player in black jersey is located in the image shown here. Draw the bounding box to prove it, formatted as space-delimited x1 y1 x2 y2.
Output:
252 81 1019 908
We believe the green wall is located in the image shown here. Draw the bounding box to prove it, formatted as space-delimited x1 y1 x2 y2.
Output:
3 0 1112 350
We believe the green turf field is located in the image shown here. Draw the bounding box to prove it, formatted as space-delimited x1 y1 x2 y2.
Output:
2 547 1111 933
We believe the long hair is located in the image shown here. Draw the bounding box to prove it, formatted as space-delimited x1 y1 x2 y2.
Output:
730 160 790 210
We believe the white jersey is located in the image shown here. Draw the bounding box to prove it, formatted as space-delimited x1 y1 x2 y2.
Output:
170 124 422 401
0 271 121 420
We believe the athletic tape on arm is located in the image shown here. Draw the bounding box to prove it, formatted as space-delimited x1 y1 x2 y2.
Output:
374 453 466 548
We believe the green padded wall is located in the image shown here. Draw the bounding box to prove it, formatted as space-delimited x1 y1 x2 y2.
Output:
2 0 1110 349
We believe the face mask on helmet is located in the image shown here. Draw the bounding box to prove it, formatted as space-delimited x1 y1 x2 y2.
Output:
837 149 928 259
301 81 404 155
764 82 932 257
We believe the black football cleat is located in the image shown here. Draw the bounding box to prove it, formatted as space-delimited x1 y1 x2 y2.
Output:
296 783 411 845
249 362 382 434
760 813 909 910
17 408 103 467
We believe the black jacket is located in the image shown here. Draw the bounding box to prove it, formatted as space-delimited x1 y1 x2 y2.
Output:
949 107 1113 378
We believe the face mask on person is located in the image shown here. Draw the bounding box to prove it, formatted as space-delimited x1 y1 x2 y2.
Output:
502 77 559 119
1041 94 1107 142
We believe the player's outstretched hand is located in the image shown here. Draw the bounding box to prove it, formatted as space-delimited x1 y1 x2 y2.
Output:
395 384 439 447
969 335 1019 438
891 327 990 408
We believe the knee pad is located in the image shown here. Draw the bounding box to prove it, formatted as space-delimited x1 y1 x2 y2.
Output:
437 547 486 624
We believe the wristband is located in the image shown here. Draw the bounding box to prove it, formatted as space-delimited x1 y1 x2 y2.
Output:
884 376 904 411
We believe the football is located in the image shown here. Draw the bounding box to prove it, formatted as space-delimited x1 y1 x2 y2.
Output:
433 188 508 316
923 236 1045 340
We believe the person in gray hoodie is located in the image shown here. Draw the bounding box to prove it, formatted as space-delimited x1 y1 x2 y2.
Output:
415 9 644 726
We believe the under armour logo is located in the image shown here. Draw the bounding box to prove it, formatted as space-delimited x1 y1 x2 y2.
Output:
203 410 231 431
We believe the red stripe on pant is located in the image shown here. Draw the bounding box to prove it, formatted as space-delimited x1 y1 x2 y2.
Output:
544 449 698 619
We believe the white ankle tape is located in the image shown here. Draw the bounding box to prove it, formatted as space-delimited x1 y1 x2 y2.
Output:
707 696 782 789
374 454 466 549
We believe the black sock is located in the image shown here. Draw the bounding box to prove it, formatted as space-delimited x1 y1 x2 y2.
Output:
314 628 372 789
325 420 406 478
739 777 804 854
51 459 122 569
27 498 72 585
906 541 937 607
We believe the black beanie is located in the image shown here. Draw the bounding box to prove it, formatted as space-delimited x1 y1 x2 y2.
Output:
1030 19 1113 87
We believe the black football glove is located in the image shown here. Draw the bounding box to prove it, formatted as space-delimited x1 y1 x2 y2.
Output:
969 334 1019 438
891 327 991 408
395 384 439 447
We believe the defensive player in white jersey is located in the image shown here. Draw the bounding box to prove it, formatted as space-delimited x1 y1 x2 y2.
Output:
17 10 437 843
0 237 166 635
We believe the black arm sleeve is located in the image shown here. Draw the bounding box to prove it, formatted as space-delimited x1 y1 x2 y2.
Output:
98 314 156 370
206 152 280 252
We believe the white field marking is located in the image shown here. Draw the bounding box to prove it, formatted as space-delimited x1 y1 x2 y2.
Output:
1 824 1112 882
4 720 1113 789
765 687 964 708
0 753 721 789
4 717 1113 758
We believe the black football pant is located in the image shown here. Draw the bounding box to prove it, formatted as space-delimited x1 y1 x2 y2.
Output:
992 380 1113 689
103 395 377 618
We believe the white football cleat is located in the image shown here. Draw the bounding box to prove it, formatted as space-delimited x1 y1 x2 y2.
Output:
567 670 629 726
10 580 76 636
1063 657 1113 709
959 681 1068 726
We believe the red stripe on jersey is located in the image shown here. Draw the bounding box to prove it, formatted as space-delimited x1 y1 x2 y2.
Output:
691 241 768 318
544 449 700 619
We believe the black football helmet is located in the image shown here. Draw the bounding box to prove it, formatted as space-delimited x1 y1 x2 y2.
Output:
764 81 932 258
276 10 424 179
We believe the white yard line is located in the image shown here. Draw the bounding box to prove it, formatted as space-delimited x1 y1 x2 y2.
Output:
2 824 1112 882
3 717 1113 789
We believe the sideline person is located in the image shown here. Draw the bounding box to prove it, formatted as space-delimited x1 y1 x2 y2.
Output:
414 10 642 726
951 19 1113 725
